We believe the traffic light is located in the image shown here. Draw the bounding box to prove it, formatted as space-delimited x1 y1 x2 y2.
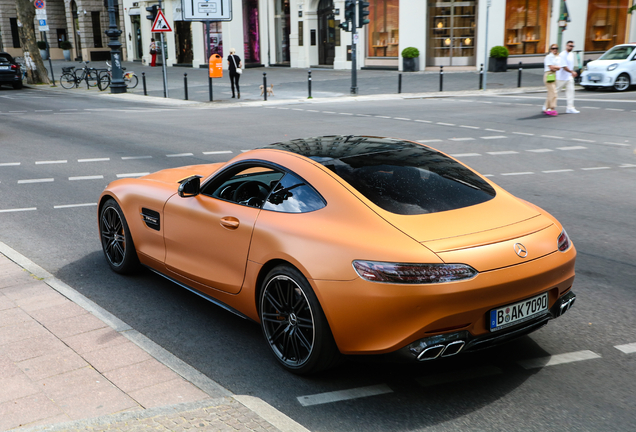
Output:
338 21 350 32
146 4 158 22
344 0 356 24
358 1 370 27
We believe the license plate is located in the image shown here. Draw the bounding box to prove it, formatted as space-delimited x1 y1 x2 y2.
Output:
0 66 9 70
588 74 601 81
489 292 548 332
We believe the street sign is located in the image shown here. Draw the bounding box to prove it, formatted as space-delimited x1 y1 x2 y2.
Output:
181 0 232 21
38 19 49 31
151 9 172 32
34 0 45 9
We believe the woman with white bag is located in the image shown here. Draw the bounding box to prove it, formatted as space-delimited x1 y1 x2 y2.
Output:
228 48 242 99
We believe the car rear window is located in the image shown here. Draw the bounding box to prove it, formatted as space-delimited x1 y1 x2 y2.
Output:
0 55 11 63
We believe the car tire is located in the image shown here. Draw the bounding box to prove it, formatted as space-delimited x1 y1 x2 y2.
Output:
259 265 340 375
13 81 23 90
613 73 630 92
99 198 140 274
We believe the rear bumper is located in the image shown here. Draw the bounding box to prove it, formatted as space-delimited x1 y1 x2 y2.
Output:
0 74 20 83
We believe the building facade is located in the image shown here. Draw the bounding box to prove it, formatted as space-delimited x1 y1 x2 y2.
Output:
2 0 635 70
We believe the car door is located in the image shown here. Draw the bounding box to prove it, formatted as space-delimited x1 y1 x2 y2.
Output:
162 163 284 294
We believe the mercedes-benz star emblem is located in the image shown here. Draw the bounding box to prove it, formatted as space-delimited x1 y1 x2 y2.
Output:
514 243 528 258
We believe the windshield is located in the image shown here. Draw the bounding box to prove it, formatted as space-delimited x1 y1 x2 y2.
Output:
599 46 634 60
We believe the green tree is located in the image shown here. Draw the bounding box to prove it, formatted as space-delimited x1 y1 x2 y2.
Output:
15 0 50 84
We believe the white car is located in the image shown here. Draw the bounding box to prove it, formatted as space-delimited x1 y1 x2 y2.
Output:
580 43 636 92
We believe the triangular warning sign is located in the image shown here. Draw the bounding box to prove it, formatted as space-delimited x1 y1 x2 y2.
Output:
151 10 172 32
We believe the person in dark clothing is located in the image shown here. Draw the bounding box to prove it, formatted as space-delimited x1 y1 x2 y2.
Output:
227 48 242 99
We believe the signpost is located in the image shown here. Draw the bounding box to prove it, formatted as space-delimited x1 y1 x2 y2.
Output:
151 5 172 97
34 0 55 85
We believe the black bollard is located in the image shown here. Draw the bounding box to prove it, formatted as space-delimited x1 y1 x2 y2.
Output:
517 62 522 88
142 72 147 96
184 73 188 100
479 64 483 90
209 77 213 102
439 66 443 92
308 70 312 99
398 73 402 94
263 72 267 101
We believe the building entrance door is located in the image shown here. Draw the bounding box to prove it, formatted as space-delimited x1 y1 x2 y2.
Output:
318 0 335 66
175 21 193 65
274 0 291 65
428 0 476 66
131 16 142 60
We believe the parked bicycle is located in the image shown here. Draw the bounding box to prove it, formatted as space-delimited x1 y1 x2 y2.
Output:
60 61 101 89
98 61 139 90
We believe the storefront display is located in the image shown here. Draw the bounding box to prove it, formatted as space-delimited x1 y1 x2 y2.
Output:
367 0 399 58
504 0 548 55
585 0 629 52
428 0 476 66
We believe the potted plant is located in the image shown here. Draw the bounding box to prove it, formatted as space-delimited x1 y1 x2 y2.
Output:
37 40 48 60
60 41 72 61
488 46 509 72
402 47 420 72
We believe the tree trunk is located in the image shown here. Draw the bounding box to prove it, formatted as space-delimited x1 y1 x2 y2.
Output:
15 0 50 84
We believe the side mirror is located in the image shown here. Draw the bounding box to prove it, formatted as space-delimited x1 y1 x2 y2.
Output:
178 175 201 197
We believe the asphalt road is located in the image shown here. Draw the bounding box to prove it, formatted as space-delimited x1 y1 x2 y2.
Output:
1 86 635 431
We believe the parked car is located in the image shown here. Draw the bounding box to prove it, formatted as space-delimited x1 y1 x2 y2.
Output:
98 136 577 374
0 52 23 89
580 43 636 91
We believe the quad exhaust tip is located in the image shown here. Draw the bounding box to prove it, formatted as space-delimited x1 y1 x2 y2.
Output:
417 340 465 361
559 296 575 316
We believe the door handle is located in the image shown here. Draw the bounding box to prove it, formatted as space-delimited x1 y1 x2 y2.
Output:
220 216 240 230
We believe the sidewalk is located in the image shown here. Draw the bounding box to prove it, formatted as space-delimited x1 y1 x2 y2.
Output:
38 59 548 104
0 242 308 432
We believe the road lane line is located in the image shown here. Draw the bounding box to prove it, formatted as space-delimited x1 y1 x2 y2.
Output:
417 139 442 143
605 108 624 111
0 207 37 213
558 146 587 150
449 137 475 141
203 151 233 155
501 172 534 176
0 162 20 167
116 173 150 178
323 111 337 114
518 350 601 369
54 203 98 209
527 149 554 153
356 114 371 116
417 366 503 387
481 136 507 140
513 132 535 136
415 120 432 123
306 109 320 112
541 135 564 139
437 122 456 126
483 174 495 177
166 153 194 157
582 106 600 109
394 117 411 121
485 128 505 132
570 139 595 143
339 112 353 115
78 158 110 163
18 178 54 184
451 153 481 157
34 110 53 112
487 151 518 155
122 156 153 160
375 115 390 118
460 125 480 129
603 142 630 147
69 175 104 181
543 169 574 173
35 160 67 165
615 343 636 354
581 167 610 171
620 164 636 168
297 384 393 407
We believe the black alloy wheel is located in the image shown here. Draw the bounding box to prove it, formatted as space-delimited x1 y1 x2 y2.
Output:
99 198 139 274
260 265 340 374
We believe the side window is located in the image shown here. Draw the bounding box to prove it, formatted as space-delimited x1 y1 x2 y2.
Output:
263 173 326 213
201 164 284 208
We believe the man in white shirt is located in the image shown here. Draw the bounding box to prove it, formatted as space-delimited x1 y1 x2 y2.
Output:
556 41 579 114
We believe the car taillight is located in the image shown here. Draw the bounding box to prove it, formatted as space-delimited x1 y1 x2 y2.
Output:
352 260 477 284
11 64 18 70
558 229 571 252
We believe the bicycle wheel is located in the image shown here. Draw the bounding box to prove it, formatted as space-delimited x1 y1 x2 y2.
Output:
86 70 100 87
98 73 111 91
124 74 139 89
60 73 76 89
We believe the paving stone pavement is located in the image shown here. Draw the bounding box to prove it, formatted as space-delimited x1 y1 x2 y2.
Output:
0 245 308 432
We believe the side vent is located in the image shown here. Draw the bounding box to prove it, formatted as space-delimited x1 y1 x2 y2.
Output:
141 208 160 231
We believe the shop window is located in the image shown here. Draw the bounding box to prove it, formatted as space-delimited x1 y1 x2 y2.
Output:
243 0 260 63
209 21 223 57
504 0 548 55
92 11 102 48
299 21 303 46
585 0 629 52
367 0 399 58
10 18 20 48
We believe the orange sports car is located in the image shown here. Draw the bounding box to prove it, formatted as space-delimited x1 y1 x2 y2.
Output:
98 136 576 374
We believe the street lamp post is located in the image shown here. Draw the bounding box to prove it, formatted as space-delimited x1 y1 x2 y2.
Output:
482 0 491 91
105 0 126 93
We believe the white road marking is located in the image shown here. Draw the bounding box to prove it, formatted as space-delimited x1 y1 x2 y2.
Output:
394 117 411 121
54 203 98 209
18 178 54 184
78 158 110 163
582 106 600 109
116 173 149 178
34 110 53 112
518 350 601 369
122 156 153 160
460 125 480 129
451 153 481 157
615 343 636 354
292 109 304 111
0 162 20 167
323 111 337 114
581 167 610 171
69 175 104 181
277 107 289 110
605 108 624 111
570 138 595 143
306 109 320 112
481 136 507 140
449 137 475 141
603 142 630 147
483 174 495 177
417 139 442 143
437 122 456 126
415 120 432 123
60 109 78 111
356 114 371 116
203 151 233 155
297 384 393 407
166 153 194 157
501 172 534 176
375 115 390 118
339 112 353 115
513 132 535 136
35 160 67 165
558 146 587 150
0 207 37 213
527 149 554 153
620 164 636 168
485 128 505 132
541 135 564 139
543 169 574 173
417 366 503 387
487 151 518 155
9 111 27 113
